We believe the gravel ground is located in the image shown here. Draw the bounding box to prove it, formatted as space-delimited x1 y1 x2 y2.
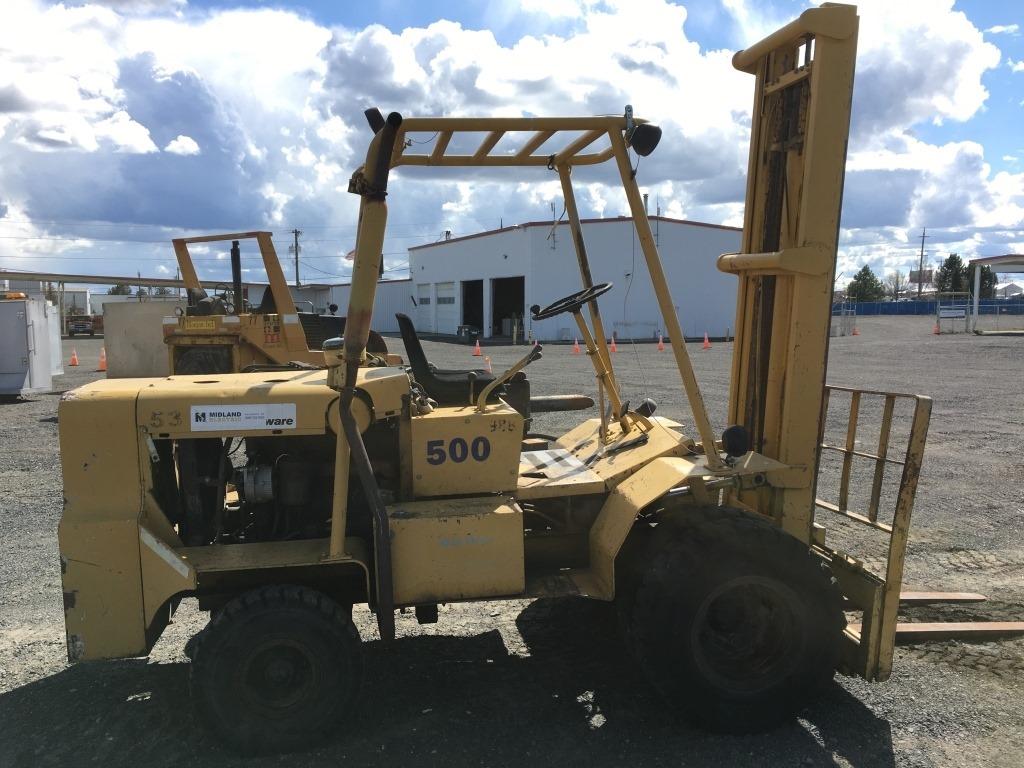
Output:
1 317 1022 767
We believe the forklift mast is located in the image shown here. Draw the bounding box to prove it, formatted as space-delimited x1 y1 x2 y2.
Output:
720 3 859 542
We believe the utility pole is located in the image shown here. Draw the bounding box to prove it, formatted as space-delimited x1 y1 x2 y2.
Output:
289 229 302 287
917 227 928 299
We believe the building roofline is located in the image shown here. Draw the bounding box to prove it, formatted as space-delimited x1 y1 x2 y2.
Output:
408 215 741 252
968 254 1024 271
0 268 335 291
326 277 413 288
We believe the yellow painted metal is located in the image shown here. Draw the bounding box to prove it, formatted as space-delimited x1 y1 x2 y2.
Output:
557 165 622 429
391 116 639 168
815 386 932 681
174 231 299 318
139 525 196 626
571 311 624 439
409 404 523 497
724 2 859 540
387 498 525 604
58 388 148 661
179 537 369 574
588 457 705 597
343 200 387 383
165 313 317 368
167 231 318 371
59 366 408 441
330 431 352 558
516 450 606 501
475 347 542 411
59 520 148 661
556 416 693 488
608 128 724 467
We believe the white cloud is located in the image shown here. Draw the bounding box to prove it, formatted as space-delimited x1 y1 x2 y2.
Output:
0 0 1019 281
163 134 200 155
1009 58 1024 73
986 24 1020 35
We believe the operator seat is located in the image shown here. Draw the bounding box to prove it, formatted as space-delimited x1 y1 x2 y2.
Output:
395 313 529 414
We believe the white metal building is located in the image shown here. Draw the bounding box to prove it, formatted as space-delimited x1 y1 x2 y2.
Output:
328 279 414 335
375 216 741 342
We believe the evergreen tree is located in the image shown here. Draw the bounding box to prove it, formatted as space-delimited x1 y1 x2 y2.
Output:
978 265 997 299
935 254 967 294
108 282 132 295
846 265 886 302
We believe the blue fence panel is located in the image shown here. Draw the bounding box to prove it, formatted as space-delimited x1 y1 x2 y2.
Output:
833 299 1024 316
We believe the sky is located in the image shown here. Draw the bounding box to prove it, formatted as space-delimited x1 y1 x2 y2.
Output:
0 0 1022 289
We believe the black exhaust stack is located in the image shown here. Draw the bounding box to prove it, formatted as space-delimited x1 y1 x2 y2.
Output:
230 240 243 314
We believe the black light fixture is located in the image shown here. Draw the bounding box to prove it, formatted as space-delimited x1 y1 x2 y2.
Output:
623 104 662 157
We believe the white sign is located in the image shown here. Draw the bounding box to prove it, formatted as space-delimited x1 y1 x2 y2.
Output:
190 403 297 431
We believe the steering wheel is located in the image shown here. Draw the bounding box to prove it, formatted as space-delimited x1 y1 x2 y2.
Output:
532 282 613 321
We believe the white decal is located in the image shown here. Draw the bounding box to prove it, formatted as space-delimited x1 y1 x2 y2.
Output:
140 527 191 580
190 403 297 431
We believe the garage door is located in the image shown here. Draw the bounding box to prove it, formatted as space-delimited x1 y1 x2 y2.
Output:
435 282 457 335
416 284 432 332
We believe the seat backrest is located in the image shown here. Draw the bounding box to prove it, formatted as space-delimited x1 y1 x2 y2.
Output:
396 313 432 380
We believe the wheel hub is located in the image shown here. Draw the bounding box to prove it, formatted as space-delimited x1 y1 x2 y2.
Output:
692 576 804 693
242 640 317 711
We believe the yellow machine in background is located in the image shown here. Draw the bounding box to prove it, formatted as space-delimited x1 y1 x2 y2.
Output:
58 3 935 755
163 231 396 374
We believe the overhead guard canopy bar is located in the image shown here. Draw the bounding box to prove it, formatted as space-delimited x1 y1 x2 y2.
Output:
391 115 643 168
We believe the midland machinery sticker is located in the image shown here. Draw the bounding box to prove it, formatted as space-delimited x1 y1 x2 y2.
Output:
190 403 297 432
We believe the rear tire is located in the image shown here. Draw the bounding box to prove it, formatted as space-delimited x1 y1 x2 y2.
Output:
189 585 362 754
626 507 844 732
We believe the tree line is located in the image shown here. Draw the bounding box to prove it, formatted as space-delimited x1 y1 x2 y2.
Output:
844 255 997 303
107 283 176 297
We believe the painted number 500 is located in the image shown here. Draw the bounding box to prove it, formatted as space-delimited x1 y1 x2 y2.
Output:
425 437 491 465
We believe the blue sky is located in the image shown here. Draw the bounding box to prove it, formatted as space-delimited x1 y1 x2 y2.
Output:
0 0 1022 287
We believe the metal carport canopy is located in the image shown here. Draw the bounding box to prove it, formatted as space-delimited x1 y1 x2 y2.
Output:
969 254 1024 326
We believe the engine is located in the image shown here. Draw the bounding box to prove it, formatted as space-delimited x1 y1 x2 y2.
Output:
169 422 400 547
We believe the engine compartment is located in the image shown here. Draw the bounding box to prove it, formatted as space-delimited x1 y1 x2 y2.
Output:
154 421 402 547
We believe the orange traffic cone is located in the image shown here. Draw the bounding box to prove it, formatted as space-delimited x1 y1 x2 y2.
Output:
484 356 492 373
97 347 107 372
657 334 665 351
572 338 581 355
702 332 711 350
69 349 79 367
933 322 940 335
852 326 860 336
473 339 482 356
610 337 618 353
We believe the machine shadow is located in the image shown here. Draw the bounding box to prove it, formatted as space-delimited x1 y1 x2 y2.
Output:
0 599 896 768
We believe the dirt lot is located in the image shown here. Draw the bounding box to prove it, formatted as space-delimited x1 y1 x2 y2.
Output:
1 317 1021 767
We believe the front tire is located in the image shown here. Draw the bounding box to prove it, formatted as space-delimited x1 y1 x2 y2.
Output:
626 507 844 732
189 585 362 754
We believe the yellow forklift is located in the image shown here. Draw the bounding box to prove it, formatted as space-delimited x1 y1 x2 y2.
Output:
163 231 396 374
58 3 959 753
